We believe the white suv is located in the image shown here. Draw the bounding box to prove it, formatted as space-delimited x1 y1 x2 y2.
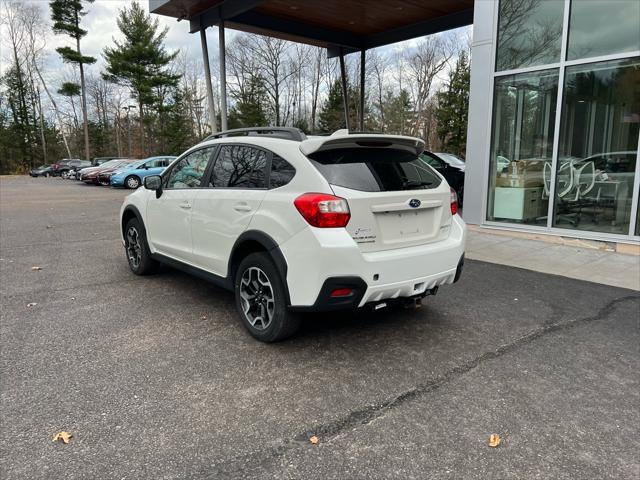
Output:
120 128 466 342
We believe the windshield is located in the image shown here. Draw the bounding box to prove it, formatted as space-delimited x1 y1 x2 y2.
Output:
435 153 465 167
309 148 442 192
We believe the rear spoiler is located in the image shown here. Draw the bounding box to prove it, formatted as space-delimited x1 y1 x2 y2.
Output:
300 130 425 157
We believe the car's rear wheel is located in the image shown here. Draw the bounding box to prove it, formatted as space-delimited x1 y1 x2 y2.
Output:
124 218 158 275
234 253 300 342
125 175 141 189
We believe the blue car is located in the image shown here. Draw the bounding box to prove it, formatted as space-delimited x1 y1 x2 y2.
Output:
110 156 176 189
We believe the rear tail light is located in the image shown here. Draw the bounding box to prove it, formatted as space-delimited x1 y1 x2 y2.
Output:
294 193 350 228
450 188 458 216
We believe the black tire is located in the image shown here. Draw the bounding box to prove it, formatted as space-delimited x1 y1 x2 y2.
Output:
234 252 300 342
124 218 158 275
125 175 141 189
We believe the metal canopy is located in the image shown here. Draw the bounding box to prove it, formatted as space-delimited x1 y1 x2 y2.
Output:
150 0 473 133
150 0 473 57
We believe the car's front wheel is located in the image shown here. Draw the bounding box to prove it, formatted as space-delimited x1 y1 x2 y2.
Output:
125 175 141 189
234 253 300 342
124 218 158 275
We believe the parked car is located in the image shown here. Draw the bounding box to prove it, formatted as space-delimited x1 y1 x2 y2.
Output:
420 152 465 205
81 159 135 184
96 159 139 186
30 165 54 177
52 159 81 176
110 156 176 189
62 160 92 179
92 156 127 166
120 128 466 342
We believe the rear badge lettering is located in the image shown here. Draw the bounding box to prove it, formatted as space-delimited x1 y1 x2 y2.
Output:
352 227 376 243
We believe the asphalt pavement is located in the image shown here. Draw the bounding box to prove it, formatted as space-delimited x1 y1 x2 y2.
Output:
1 176 638 479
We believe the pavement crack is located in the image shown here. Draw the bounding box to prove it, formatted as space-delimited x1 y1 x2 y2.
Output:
208 294 639 477
294 294 639 443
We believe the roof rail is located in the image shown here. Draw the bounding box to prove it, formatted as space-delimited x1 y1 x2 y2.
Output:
205 127 307 142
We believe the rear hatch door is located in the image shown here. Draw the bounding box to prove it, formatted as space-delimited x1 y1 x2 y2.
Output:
303 135 452 253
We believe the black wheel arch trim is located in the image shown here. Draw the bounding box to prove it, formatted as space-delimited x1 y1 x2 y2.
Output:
228 230 290 305
121 205 144 241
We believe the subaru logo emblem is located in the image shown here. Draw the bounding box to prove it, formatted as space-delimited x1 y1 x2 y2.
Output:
409 199 421 208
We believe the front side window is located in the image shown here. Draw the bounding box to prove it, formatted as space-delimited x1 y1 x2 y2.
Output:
553 57 639 234
496 0 564 71
309 148 442 192
487 69 559 225
165 148 213 189
567 0 640 61
209 145 267 188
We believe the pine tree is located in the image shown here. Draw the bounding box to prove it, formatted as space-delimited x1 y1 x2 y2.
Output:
229 74 269 128
435 51 470 157
50 0 95 161
384 89 413 135
102 1 179 156
318 79 358 133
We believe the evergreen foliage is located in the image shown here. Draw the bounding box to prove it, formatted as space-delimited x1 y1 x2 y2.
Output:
435 51 470 156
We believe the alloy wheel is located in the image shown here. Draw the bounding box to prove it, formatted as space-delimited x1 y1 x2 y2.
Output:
239 267 275 330
126 226 142 269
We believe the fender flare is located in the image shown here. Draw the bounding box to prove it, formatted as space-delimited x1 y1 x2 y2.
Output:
121 205 144 240
228 230 291 305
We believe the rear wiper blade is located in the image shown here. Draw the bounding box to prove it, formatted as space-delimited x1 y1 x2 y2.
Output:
401 180 433 189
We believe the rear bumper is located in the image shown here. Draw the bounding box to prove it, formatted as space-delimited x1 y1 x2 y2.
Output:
280 214 466 308
110 176 125 187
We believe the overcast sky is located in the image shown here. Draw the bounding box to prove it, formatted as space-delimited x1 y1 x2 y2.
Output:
1 1 470 79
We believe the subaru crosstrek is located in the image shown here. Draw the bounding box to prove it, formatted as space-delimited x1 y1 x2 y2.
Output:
120 128 466 342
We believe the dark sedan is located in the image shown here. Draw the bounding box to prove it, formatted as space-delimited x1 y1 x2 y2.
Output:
420 152 465 205
30 165 54 177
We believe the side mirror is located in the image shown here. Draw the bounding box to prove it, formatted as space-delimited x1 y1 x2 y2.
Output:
144 175 163 198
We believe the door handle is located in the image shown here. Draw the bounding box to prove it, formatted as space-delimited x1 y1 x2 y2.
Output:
179 202 191 210
233 203 252 212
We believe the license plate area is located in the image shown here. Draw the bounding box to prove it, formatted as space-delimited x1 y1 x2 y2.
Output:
375 208 440 246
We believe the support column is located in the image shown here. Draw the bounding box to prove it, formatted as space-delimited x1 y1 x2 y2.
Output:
199 27 217 134
339 49 350 131
218 20 228 131
359 49 365 132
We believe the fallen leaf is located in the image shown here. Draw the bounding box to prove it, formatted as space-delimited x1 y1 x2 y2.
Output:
488 434 501 447
46 225 54 229
52 431 72 444
31 266 42 271
309 435 319 445
200 314 208 320
27 302 37 307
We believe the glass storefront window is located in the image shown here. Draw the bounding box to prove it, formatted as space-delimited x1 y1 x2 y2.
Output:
487 70 559 225
496 0 564 71
567 0 640 61
553 58 640 234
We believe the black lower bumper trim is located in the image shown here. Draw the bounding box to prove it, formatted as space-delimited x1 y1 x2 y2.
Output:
454 254 464 283
289 276 367 312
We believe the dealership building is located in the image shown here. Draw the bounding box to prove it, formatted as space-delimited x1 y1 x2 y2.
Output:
465 0 640 244
151 0 640 245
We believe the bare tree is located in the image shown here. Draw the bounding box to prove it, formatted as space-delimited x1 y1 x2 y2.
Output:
406 34 454 138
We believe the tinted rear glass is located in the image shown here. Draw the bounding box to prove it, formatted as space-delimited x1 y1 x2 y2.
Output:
309 148 442 192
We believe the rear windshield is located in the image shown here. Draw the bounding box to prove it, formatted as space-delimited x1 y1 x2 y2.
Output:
309 148 442 192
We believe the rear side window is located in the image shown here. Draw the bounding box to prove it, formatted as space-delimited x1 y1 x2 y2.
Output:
269 155 296 188
309 148 442 192
210 145 268 188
